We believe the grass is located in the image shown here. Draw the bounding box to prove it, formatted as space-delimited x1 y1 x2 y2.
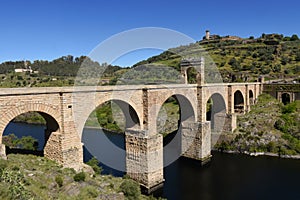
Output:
0 154 164 200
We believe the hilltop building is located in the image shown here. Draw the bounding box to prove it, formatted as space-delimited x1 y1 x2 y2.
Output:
202 30 242 42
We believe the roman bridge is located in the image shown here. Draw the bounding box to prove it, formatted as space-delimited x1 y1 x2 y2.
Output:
0 79 261 190
263 83 300 104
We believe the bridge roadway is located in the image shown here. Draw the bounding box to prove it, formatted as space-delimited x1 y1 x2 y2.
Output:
0 82 261 190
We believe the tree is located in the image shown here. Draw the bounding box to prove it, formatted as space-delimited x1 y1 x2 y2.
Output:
290 34 299 41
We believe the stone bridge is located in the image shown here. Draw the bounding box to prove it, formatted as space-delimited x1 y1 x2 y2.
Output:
263 83 300 104
0 82 261 190
0 60 263 190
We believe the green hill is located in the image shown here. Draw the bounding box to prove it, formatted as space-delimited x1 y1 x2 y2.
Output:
133 33 300 83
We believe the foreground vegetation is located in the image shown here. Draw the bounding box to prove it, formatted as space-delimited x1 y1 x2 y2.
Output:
215 94 300 156
0 154 164 200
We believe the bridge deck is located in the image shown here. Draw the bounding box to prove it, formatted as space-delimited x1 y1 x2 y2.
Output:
0 82 261 95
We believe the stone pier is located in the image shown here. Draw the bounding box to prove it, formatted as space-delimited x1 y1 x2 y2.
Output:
125 129 164 192
181 121 211 164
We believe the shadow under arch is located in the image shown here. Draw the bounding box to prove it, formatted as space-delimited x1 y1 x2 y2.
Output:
81 99 141 176
156 94 195 167
281 93 291 105
249 90 254 105
2 111 60 156
206 93 227 131
234 90 244 113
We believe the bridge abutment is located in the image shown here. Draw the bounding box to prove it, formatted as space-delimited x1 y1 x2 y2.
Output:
181 121 211 164
125 129 164 192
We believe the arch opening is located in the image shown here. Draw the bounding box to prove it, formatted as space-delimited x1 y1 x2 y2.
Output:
249 90 254 105
2 111 59 156
157 94 195 167
234 90 245 113
187 67 197 84
82 99 140 176
206 93 227 132
282 93 291 105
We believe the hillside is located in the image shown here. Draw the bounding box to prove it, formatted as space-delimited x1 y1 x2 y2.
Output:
133 33 300 83
1 33 300 87
215 94 300 156
0 154 163 200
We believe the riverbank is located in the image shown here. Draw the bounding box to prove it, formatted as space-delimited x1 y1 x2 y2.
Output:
214 149 300 159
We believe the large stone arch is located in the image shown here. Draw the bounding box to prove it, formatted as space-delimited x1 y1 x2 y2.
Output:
234 90 245 113
0 103 61 141
155 93 196 166
78 98 141 139
205 93 227 131
154 93 196 127
0 103 62 162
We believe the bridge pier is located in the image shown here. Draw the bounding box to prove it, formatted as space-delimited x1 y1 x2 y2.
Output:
181 121 211 164
125 129 164 192
44 132 83 171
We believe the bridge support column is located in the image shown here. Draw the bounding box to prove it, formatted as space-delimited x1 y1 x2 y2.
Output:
222 114 237 132
0 144 6 160
125 130 164 192
181 121 211 164
44 132 83 171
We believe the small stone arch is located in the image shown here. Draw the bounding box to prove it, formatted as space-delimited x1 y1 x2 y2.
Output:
282 93 291 105
249 90 254 105
234 90 245 113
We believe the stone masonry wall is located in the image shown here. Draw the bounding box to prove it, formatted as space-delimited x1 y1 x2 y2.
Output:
125 130 163 189
181 121 211 162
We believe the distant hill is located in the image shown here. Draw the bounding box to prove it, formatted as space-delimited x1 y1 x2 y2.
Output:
1 32 300 87
133 33 300 83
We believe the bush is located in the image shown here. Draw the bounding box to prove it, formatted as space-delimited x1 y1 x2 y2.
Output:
282 102 297 114
73 172 86 182
55 175 63 187
119 179 141 200
86 157 102 174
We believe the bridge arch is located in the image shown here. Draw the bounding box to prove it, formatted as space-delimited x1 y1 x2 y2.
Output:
234 90 245 113
81 99 141 174
82 99 141 134
0 104 61 159
0 103 61 141
156 94 195 125
206 93 227 131
281 93 291 105
249 89 254 105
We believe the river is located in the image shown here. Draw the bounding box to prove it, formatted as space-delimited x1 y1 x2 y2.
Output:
4 123 300 200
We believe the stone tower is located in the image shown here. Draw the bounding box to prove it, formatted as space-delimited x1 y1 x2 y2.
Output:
205 30 210 40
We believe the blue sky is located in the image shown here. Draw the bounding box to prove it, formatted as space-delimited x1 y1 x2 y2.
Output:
1 0 300 66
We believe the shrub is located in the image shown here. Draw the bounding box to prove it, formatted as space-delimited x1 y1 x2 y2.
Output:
73 172 86 182
282 102 297 114
119 179 141 200
86 157 102 174
55 175 64 187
